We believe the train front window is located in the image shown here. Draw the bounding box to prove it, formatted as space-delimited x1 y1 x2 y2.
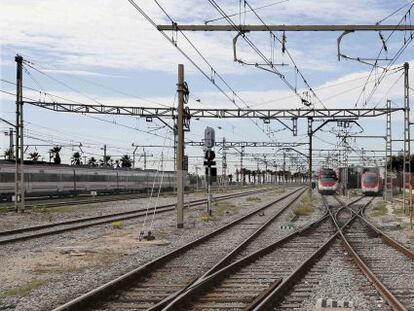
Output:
321 176 335 182
364 175 377 183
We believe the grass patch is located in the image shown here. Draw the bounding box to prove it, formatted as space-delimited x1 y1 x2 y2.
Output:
371 200 387 217
213 201 240 217
292 194 317 217
0 206 9 214
392 207 405 215
245 196 262 202
0 280 47 297
32 205 49 214
111 221 124 229
198 201 240 221
293 206 314 216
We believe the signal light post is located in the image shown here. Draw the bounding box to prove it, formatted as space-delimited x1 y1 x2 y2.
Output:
204 127 216 216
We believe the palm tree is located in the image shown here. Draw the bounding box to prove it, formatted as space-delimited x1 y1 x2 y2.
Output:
88 157 97 167
120 154 132 168
29 151 40 162
3 148 14 160
71 152 82 165
49 146 62 164
99 155 112 167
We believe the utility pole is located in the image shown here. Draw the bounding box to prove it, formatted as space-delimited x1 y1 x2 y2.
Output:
195 166 200 190
402 62 412 226
8 128 14 156
308 118 313 194
143 148 147 170
176 64 185 228
240 146 244 186
222 137 227 186
103 144 107 166
15 55 24 212
384 100 393 202
132 144 139 169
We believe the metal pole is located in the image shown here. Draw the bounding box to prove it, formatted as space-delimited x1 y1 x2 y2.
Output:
15 55 24 212
9 128 14 157
308 118 313 194
132 145 138 169
403 62 411 214
176 64 185 228
222 137 226 186
143 148 147 170
207 165 212 215
103 144 107 166
240 146 244 186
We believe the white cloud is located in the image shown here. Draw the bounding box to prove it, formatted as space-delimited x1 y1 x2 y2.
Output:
0 0 396 76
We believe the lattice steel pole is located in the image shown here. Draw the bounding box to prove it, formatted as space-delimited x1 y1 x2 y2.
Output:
403 63 411 214
384 100 393 202
15 55 24 213
308 118 313 194
176 64 185 228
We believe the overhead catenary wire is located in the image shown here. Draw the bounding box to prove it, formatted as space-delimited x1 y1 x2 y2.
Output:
127 0 281 143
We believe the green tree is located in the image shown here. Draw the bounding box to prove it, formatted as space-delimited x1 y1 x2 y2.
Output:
3 148 14 160
71 152 82 165
29 151 40 162
120 154 132 168
99 155 112 167
49 146 62 164
88 157 97 167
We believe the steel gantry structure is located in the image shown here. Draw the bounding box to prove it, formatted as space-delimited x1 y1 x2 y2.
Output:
12 49 411 225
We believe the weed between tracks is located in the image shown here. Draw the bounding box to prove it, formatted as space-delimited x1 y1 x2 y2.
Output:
371 200 387 216
293 194 317 217
245 196 262 202
198 201 240 222
112 221 124 229
0 280 47 297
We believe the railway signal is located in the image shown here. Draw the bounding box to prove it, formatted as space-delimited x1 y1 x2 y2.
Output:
204 126 216 215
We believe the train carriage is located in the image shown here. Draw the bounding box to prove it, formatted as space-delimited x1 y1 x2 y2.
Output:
361 171 383 196
317 168 338 195
0 160 181 201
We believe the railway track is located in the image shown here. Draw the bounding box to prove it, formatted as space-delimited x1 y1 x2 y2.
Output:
338 198 414 311
0 185 272 210
265 196 414 311
50 186 309 311
160 196 361 310
0 186 284 245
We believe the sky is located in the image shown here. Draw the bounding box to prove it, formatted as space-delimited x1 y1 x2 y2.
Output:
1 0 414 175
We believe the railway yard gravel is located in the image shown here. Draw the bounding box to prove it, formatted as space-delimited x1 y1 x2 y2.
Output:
281 240 392 311
0 186 273 231
0 186 321 311
365 198 414 252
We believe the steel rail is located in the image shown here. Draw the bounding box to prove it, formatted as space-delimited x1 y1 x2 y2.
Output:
0 184 268 210
333 196 407 311
249 196 369 310
49 186 305 311
336 196 414 260
162 196 364 310
0 186 280 245
147 188 308 311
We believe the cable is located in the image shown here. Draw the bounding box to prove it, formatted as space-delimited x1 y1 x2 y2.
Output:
22 59 173 109
205 0 289 24
129 0 277 141
243 0 328 110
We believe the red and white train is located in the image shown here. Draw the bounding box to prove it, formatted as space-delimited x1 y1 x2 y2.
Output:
317 168 338 195
361 170 383 196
